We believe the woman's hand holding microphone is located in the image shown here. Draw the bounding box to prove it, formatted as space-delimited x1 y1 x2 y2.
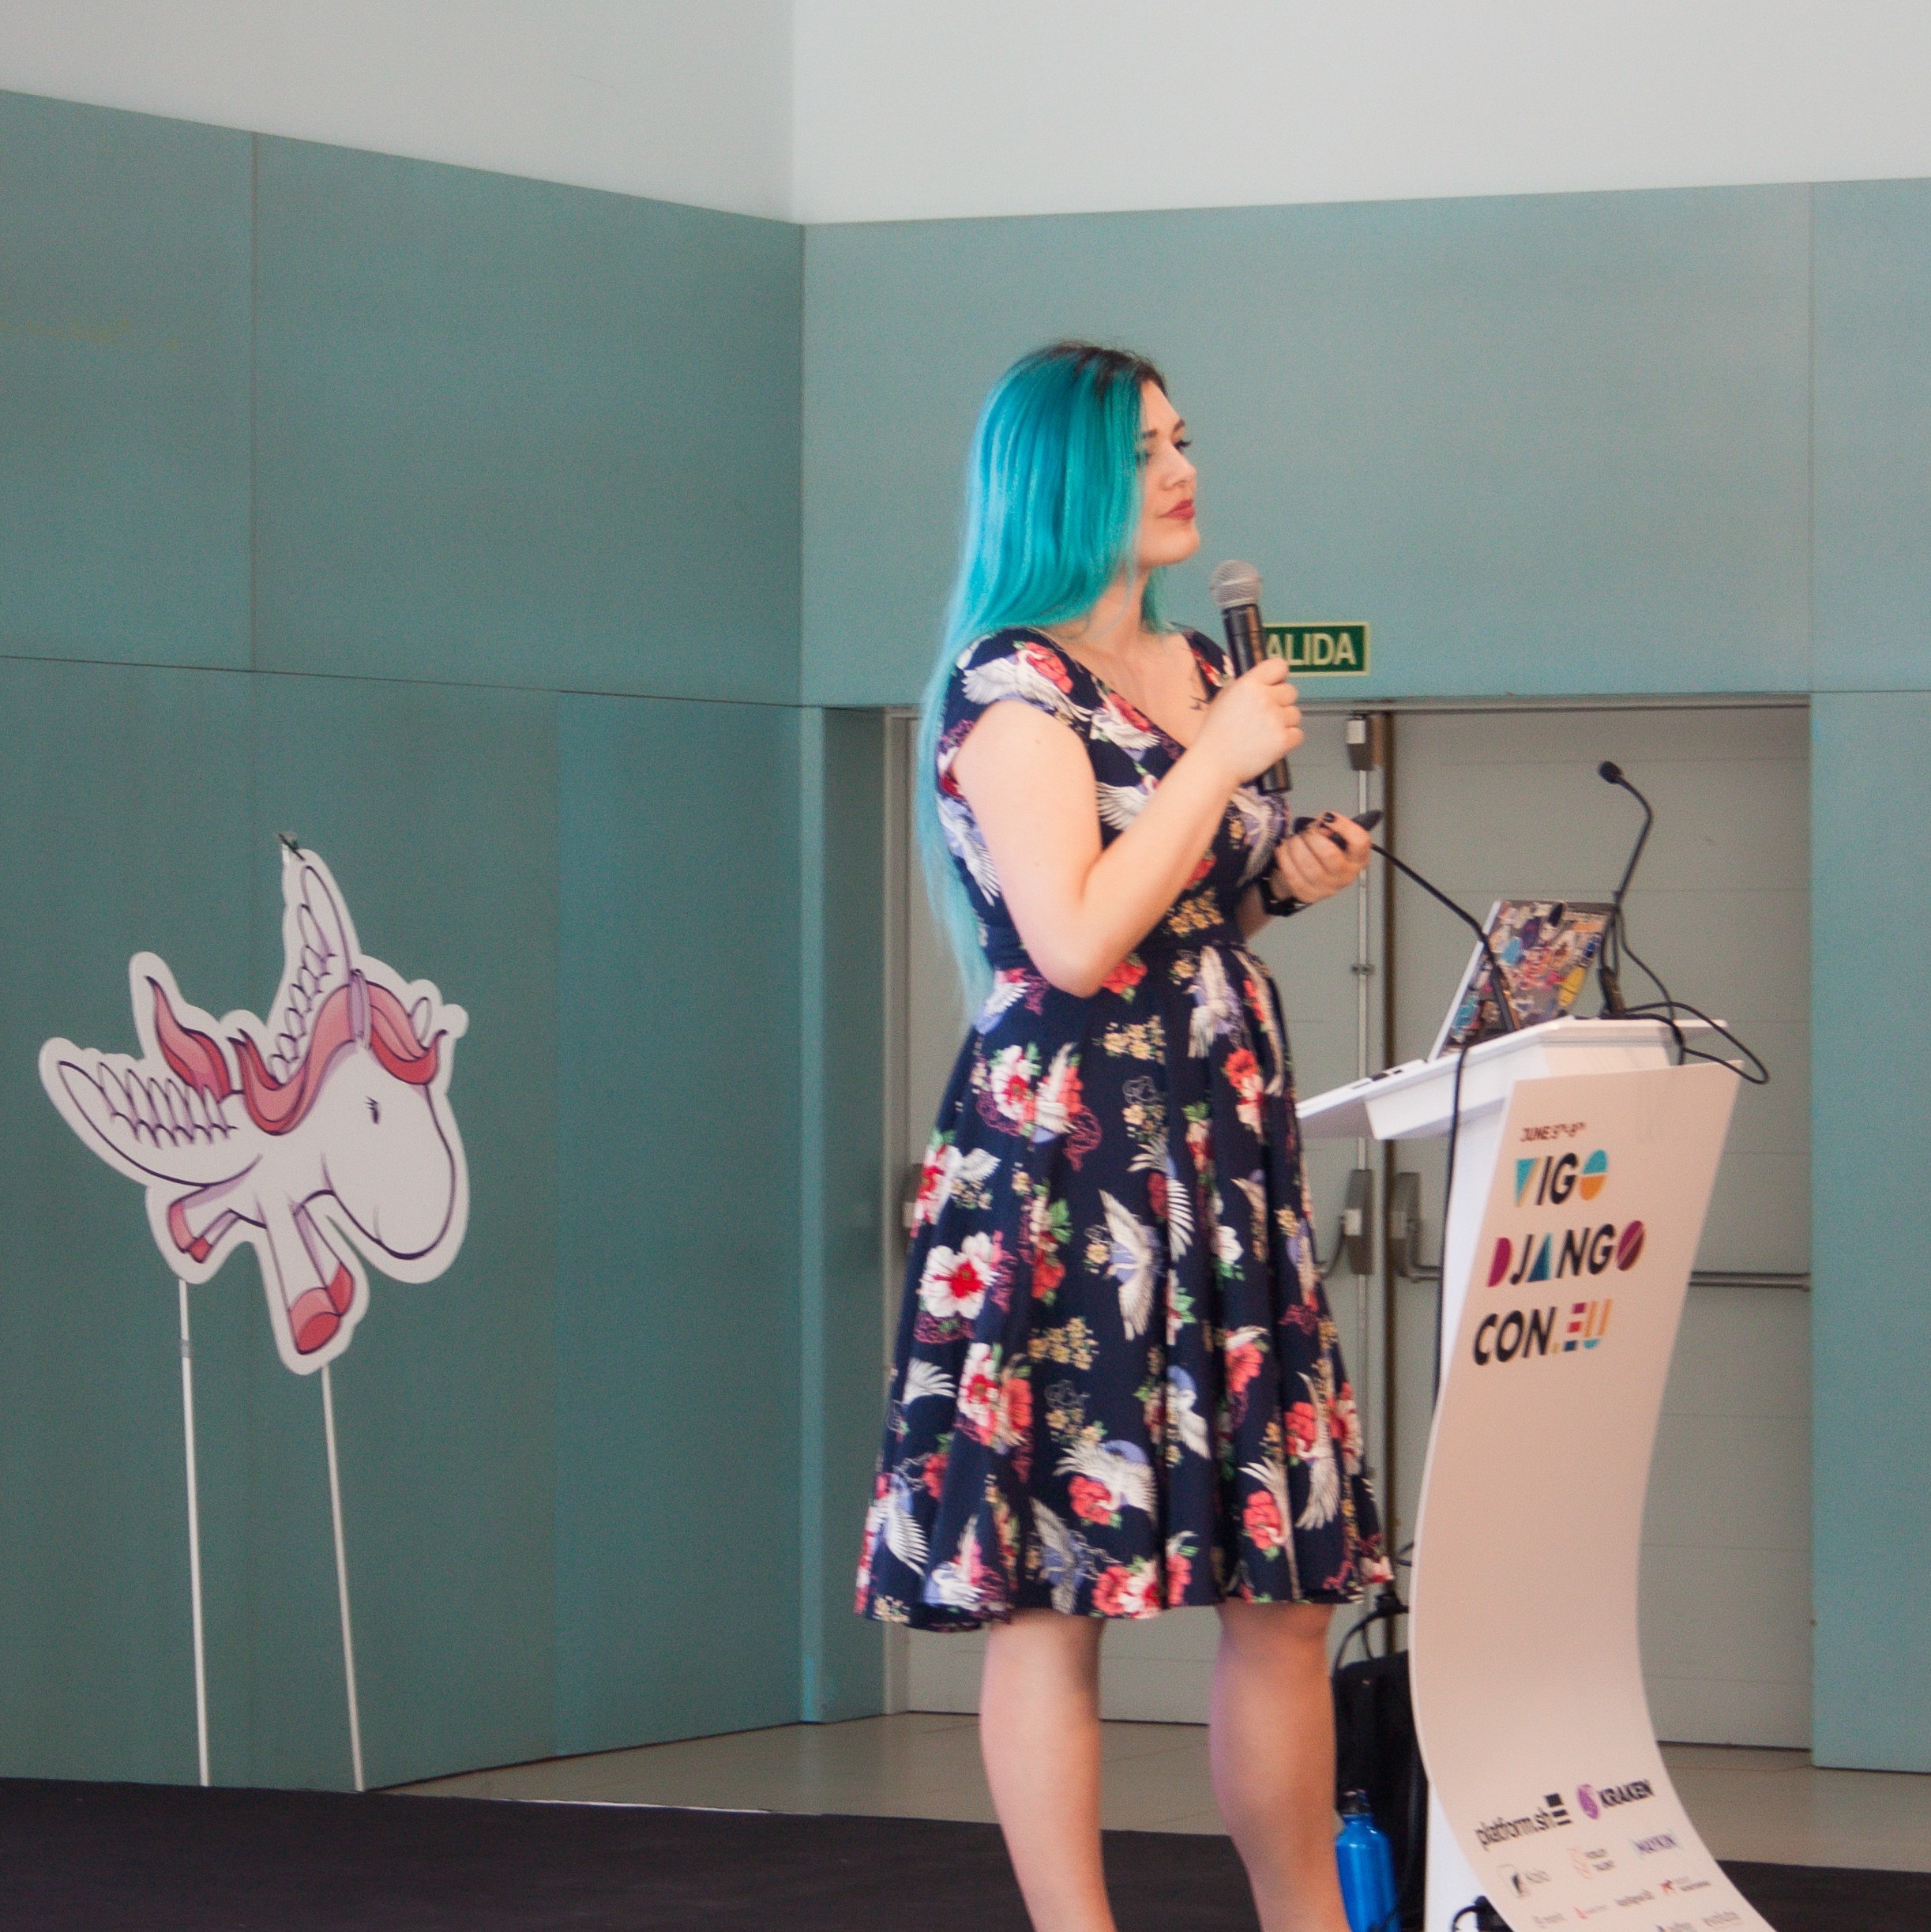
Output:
1197 657 1370 909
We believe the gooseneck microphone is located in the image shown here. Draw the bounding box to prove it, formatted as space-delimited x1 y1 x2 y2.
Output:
1371 844 1519 1034
1595 760 1654 1015
1208 559 1290 795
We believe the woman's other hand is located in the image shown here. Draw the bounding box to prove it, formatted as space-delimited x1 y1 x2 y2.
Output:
1269 812 1370 907
1194 658 1303 788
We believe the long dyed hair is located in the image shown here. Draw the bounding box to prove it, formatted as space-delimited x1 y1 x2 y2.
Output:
916 342 1169 1009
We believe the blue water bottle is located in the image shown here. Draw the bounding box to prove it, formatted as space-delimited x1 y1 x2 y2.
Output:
1336 1788 1400 1932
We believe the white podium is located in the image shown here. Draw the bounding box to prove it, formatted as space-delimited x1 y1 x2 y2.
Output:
1301 1019 1774 1932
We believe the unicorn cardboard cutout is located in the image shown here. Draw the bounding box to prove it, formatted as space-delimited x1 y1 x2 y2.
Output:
39 848 469 1374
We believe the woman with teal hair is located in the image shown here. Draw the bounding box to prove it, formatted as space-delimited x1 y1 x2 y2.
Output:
857 342 1388 1932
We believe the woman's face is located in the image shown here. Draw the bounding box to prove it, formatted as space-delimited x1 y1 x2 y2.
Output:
1134 382 1200 573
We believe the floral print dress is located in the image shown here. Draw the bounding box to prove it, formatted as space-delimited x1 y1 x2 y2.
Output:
857 627 1390 1629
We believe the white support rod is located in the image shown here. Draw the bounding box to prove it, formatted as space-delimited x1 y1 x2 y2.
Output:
177 1280 210 1788
320 1363 366 1793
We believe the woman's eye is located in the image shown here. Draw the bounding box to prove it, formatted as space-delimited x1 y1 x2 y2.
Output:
1174 438 1192 452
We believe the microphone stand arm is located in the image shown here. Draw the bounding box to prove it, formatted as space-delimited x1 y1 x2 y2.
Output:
1599 773 1655 1016
1370 844 1520 1034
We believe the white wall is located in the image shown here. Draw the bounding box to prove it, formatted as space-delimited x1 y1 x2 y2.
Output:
793 0 1931 223
0 0 793 218
11 3 1931 227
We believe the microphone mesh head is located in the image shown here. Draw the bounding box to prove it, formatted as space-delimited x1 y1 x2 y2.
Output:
1208 560 1262 610
1598 761 1624 784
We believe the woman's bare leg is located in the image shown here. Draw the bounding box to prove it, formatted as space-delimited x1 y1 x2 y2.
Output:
1211 1599 1350 1932
979 1610 1116 1932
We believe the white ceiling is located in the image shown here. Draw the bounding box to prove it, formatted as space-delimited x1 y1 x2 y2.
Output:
5 1 1931 224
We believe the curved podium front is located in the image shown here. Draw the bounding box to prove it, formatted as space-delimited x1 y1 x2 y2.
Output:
1302 1019 1773 1932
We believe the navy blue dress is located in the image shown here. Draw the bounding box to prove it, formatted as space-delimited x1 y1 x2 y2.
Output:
857 627 1389 1628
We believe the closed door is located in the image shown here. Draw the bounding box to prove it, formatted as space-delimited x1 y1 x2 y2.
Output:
883 701 1809 1746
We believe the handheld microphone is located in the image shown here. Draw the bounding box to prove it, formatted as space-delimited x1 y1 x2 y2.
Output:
1208 559 1290 795
1596 761 1654 1015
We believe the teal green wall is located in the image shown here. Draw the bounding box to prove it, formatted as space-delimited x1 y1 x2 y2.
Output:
1808 180 1931 1773
0 95 251 667
0 90 836 1791
253 140 801 701
555 695 805 1752
798 709 888 1722
802 188 1811 708
802 184 1930 1770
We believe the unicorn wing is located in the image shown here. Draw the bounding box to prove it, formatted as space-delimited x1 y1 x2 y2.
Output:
263 857 356 1082
40 1045 251 1189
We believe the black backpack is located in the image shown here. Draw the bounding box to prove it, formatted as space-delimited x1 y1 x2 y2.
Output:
1332 1588 1428 1930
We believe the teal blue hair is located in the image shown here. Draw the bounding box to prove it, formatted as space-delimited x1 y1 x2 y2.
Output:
917 341 1170 1009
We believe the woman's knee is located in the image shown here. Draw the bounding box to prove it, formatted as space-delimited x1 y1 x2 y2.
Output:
1216 1597 1332 1658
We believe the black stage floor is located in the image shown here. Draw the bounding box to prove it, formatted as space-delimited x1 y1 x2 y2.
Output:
0 1779 1921 1931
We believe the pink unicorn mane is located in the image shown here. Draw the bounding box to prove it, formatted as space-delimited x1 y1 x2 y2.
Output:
152 973 441 1137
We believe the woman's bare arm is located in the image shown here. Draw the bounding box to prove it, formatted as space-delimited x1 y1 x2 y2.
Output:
951 660 1303 997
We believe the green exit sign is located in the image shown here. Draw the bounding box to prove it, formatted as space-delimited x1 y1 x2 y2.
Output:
1263 622 1369 676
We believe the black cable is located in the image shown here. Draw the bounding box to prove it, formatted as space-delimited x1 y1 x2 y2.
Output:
1592 761 1770 1086
1610 912 1769 1084
1621 998 1771 1085
1371 844 1519 1034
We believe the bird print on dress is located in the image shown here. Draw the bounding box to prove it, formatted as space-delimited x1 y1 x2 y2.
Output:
858 628 1388 1629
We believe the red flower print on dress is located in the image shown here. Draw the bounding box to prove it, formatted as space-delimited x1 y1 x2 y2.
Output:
956 1343 1002 1442
1244 1487 1285 1554
919 1233 998 1321
986 1044 1037 1129
1000 1370 1033 1441
1285 1400 1321 1462
922 1449 949 1498
1330 1382 1362 1464
1017 641 1076 694
1092 1562 1159 1618
1069 1475 1115 1527
1031 1046 1083 1141
911 1141 950 1231
1101 956 1146 998
1224 1046 1264 1133
1226 1337 1265 1398
1164 1552 1193 1606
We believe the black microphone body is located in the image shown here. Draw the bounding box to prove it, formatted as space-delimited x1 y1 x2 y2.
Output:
1208 560 1291 795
